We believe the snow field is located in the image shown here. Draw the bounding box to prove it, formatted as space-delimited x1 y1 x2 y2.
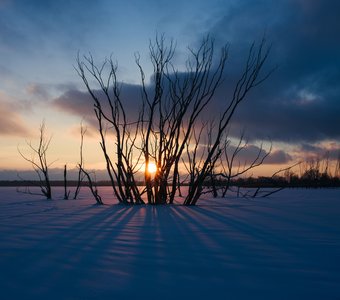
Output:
0 187 340 299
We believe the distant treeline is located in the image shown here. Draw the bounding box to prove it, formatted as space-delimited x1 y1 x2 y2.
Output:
206 157 340 189
211 175 340 188
2 175 340 188
206 166 340 188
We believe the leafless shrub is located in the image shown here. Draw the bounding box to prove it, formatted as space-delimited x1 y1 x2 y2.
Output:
76 35 272 205
18 122 53 199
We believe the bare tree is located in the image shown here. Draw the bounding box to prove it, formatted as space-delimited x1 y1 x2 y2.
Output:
182 39 272 205
76 52 145 204
216 134 272 197
73 122 87 199
63 164 70 199
18 122 53 199
72 123 104 204
250 162 300 197
80 166 103 205
76 35 272 205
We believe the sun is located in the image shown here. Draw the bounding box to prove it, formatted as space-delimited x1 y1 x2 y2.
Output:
147 162 157 174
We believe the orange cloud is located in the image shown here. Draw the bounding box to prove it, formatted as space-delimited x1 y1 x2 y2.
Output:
0 97 30 136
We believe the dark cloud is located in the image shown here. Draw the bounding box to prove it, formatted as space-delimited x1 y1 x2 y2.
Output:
52 83 142 126
300 143 321 153
223 144 292 166
52 89 96 126
54 0 340 147
203 0 340 143
299 143 340 160
266 150 293 165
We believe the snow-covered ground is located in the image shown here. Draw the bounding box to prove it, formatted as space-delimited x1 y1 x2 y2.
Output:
0 187 339 299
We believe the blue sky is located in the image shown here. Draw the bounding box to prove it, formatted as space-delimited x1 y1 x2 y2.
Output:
0 0 339 178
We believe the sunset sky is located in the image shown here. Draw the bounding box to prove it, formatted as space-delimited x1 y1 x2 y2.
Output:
0 0 339 180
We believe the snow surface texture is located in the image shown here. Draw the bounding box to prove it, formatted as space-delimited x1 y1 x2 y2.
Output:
0 187 340 300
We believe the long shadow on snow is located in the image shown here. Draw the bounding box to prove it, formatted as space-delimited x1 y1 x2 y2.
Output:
3 201 340 300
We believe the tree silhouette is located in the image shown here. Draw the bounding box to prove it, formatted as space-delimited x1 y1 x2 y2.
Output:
76 36 272 205
18 122 53 199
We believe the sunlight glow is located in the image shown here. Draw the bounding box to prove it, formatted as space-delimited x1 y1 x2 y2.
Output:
147 162 157 174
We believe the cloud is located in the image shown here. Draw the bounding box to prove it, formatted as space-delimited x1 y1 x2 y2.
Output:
68 123 98 140
201 0 340 143
53 0 340 146
52 83 143 127
265 150 293 165
299 142 340 160
223 143 292 166
26 83 50 100
52 89 96 125
0 96 31 136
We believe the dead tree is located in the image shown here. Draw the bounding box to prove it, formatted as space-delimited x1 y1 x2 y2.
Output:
76 53 144 205
73 123 86 199
217 134 272 197
249 162 300 198
18 122 53 199
80 166 103 205
183 39 272 205
63 164 70 199
72 123 103 204
77 35 272 205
